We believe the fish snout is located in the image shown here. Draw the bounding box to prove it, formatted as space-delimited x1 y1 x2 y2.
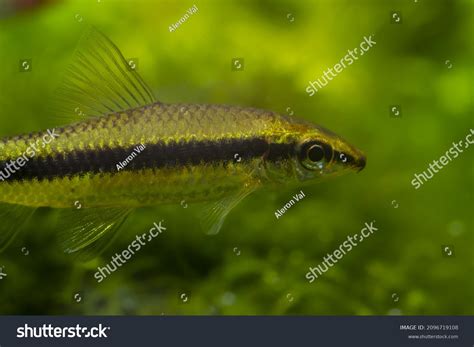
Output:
356 154 366 172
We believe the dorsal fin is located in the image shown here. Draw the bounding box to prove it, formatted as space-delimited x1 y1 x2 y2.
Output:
52 27 157 124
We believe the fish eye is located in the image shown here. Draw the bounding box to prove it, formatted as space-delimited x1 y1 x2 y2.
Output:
308 144 325 162
298 140 333 170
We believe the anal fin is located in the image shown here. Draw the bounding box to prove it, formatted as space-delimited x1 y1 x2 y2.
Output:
0 203 36 252
57 207 132 261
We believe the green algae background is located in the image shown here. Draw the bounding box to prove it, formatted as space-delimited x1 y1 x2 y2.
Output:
0 0 472 315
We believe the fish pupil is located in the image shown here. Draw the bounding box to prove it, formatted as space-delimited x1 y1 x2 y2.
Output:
308 145 325 162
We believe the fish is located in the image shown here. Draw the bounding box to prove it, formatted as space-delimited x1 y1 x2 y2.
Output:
0 29 366 257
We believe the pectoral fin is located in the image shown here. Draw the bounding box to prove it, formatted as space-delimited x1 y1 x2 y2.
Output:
200 181 259 235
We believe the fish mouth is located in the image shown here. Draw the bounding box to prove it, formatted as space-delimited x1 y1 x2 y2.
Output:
356 154 366 172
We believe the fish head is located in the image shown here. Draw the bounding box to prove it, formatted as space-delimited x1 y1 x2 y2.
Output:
263 117 366 184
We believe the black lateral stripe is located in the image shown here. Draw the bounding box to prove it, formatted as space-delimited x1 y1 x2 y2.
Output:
267 142 296 161
0 138 295 182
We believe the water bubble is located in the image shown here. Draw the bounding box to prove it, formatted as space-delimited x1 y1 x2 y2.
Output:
74 293 82 302
286 293 294 302
233 247 241 256
21 247 29 256
74 201 82 209
391 200 399 208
